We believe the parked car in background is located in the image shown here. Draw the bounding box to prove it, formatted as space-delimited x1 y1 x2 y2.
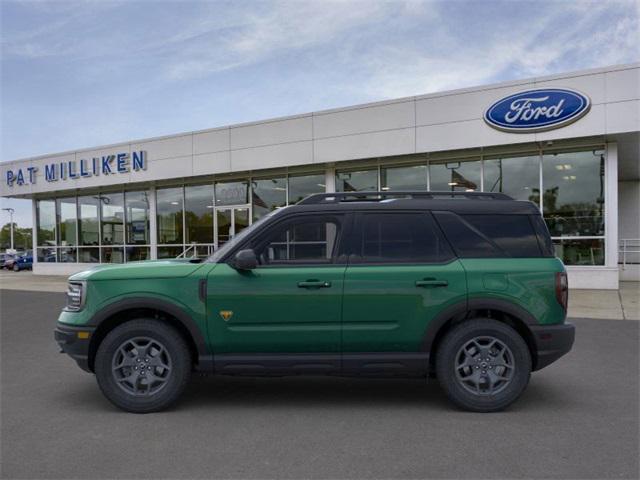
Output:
2 253 17 270
12 251 33 271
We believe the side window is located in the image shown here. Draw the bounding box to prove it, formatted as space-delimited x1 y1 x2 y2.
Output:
461 214 542 258
356 212 454 264
434 211 543 258
254 216 341 265
433 211 502 258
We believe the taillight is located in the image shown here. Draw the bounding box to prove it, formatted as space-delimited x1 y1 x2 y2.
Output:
555 271 568 310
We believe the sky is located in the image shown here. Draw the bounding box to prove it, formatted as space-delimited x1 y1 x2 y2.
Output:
1 0 639 228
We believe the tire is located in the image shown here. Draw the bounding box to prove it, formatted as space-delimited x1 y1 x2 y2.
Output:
95 319 192 413
13 263 19 272
435 318 531 412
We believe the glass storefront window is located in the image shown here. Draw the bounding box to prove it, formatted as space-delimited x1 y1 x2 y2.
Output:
336 169 378 192
59 246 77 263
381 164 428 191
37 247 57 263
78 196 100 246
430 159 480 192
252 177 286 220
125 191 150 245
553 238 604 266
215 181 248 206
56 198 77 246
185 184 214 243
288 173 325 204
157 187 183 244
102 246 124 263
126 246 150 262
483 155 541 204
542 150 605 237
36 200 56 246
78 247 100 263
101 193 124 245
157 246 183 259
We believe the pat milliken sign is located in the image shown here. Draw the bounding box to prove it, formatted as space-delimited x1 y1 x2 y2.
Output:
5 151 147 187
484 88 591 133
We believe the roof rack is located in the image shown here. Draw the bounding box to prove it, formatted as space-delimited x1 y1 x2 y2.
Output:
297 191 513 205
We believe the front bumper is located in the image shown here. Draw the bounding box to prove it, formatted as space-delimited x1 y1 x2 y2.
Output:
54 323 96 373
530 322 575 371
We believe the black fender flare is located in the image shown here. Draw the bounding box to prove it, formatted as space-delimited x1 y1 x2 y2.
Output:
87 297 212 371
421 297 537 353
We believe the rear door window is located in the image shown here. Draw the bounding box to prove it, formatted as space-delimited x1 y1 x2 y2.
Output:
353 212 454 264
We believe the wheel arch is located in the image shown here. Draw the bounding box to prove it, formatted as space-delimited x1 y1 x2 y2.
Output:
87 297 211 373
423 298 539 372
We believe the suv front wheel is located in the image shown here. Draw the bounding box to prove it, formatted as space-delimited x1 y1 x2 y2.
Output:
95 319 192 413
436 318 531 412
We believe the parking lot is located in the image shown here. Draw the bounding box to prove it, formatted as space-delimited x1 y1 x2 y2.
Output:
1 288 638 479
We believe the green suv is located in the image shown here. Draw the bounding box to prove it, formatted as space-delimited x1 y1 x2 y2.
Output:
55 191 574 413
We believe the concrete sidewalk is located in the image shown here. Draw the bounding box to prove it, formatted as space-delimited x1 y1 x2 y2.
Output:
1 270 638 320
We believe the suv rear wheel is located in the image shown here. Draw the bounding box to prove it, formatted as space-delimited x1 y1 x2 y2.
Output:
95 319 192 413
436 318 531 412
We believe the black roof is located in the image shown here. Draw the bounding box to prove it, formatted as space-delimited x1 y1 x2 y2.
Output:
285 191 540 215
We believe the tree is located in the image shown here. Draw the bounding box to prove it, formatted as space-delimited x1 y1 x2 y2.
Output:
0 223 32 251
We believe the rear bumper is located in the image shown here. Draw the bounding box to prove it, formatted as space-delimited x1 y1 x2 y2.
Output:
530 322 575 371
54 323 95 373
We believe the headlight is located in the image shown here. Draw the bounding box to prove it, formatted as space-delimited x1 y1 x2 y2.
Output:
65 282 86 311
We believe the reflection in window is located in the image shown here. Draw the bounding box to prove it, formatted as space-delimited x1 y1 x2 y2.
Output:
430 160 480 191
157 187 183 244
78 196 100 246
484 155 540 204
215 181 248 206
101 193 124 245
542 150 605 237
125 191 150 245
185 184 214 243
553 238 604 265
336 169 377 192
56 198 77 246
36 200 56 246
381 164 428 191
252 177 286 220
288 173 325 204
258 219 339 264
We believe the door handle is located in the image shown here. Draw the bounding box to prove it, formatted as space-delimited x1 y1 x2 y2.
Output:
298 280 332 289
415 279 448 288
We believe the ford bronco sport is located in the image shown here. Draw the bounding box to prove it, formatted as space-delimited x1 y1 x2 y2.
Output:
55 191 575 413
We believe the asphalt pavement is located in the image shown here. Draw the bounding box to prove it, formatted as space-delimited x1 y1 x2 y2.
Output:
1 289 638 479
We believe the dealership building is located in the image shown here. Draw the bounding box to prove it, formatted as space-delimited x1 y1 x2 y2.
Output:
1 63 638 289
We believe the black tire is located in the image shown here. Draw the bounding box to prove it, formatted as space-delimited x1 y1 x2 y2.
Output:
12 263 19 272
436 318 531 412
95 319 192 413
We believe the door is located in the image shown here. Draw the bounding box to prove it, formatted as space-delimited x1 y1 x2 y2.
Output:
216 207 250 248
207 213 348 360
341 212 467 356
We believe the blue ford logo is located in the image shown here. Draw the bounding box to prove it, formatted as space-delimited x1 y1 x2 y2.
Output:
484 88 591 133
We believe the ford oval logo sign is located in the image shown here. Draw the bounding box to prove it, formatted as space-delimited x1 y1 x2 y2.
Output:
484 88 591 133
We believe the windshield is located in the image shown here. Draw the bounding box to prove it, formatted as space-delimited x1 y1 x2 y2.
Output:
206 207 285 263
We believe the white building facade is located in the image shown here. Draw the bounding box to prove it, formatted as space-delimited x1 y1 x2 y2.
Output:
2 63 639 289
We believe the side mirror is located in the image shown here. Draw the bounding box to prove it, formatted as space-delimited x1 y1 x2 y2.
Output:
233 249 258 271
